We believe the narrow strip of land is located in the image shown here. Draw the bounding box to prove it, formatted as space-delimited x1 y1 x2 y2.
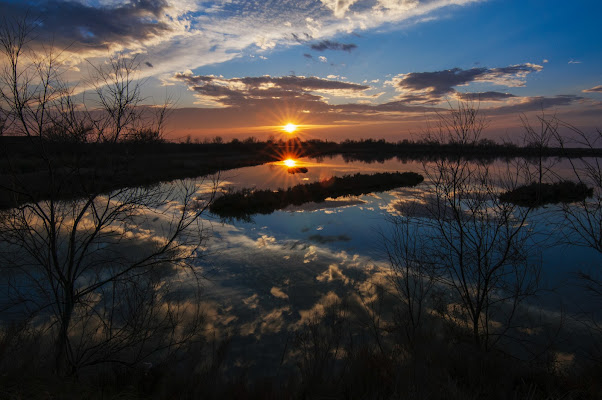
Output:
209 172 424 220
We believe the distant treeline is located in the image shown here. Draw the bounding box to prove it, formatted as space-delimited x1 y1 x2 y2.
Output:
179 136 602 159
2 135 601 209
209 171 424 220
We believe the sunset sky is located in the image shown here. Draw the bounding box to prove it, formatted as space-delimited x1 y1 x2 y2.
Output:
2 0 601 141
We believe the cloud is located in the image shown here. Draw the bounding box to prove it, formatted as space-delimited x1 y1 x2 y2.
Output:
456 91 517 101
583 85 602 93
303 53 314 59
374 0 419 13
320 0 360 18
1 0 174 54
310 40 358 52
486 95 584 115
173 72 372 108
270 286 289 300
568 60 582 64
390 64 543 104
316 264 350 284
3 0 486 84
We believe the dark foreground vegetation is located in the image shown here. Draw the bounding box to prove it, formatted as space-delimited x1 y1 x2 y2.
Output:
209 171 424 220
1 279 601 400
0 137 280 209
500 181 594 207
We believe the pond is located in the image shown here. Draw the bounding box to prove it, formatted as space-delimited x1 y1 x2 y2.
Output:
187 154 602 376
1 153 600 383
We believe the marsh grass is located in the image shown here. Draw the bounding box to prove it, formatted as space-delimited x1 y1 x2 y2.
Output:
500 181 594 207
209 172 424 221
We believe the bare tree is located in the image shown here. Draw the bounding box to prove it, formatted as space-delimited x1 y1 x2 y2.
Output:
0 16 218 376
403 102 541 350
548 122 602 311
87 53 144 143
0 181 216 374
520 112 561 203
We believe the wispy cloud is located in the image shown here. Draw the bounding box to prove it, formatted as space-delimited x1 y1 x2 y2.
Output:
583 85 602 93
2 0 483 79
319 0 361 18
456 91 517 101
486 95 584 115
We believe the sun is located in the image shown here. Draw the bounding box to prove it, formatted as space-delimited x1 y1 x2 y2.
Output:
283 123 297 133
283 158 296 167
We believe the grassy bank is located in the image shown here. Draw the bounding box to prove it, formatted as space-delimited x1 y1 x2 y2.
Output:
209 171 424 220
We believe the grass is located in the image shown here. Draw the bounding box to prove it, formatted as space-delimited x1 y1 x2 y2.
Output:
499 181 594 207
209 172 424 220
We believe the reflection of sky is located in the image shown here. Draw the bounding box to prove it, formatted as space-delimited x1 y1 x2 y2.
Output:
203 155 602 317
3 155 600 373
192 155 602 374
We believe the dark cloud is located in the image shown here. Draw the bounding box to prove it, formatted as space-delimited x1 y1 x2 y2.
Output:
0 0 171 51
456 92 517 101
395 64 542 103
583 85 602 93
291 33 313 43
310 40 357 52
238 76 368 91
303 53 313 59
173 73 370 108
487 95 583 115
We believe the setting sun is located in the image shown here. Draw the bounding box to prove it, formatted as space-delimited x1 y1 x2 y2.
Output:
283 123 297 133
283 158 296 167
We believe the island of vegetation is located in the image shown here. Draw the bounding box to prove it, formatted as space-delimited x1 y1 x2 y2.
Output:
209 171 424 220
499 181 593 207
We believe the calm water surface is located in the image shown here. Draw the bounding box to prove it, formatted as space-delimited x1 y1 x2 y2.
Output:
195 155 601 348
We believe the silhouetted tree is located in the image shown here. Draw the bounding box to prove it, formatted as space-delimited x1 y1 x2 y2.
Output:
0 16 217 376
386 102 541 350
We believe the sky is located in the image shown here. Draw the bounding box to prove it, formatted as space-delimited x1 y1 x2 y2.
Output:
1 0 601 141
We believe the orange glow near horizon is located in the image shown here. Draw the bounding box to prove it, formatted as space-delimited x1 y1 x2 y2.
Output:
283 158 296 167
283 123 298 133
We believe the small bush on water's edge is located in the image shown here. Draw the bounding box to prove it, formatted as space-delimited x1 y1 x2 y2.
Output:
500 181 594 207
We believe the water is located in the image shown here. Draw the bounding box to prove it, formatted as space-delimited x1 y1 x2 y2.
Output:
175 155 600 374
202 155 601 309
2 154 601 375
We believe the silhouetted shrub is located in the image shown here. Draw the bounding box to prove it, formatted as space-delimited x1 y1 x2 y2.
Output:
500 181 593 207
